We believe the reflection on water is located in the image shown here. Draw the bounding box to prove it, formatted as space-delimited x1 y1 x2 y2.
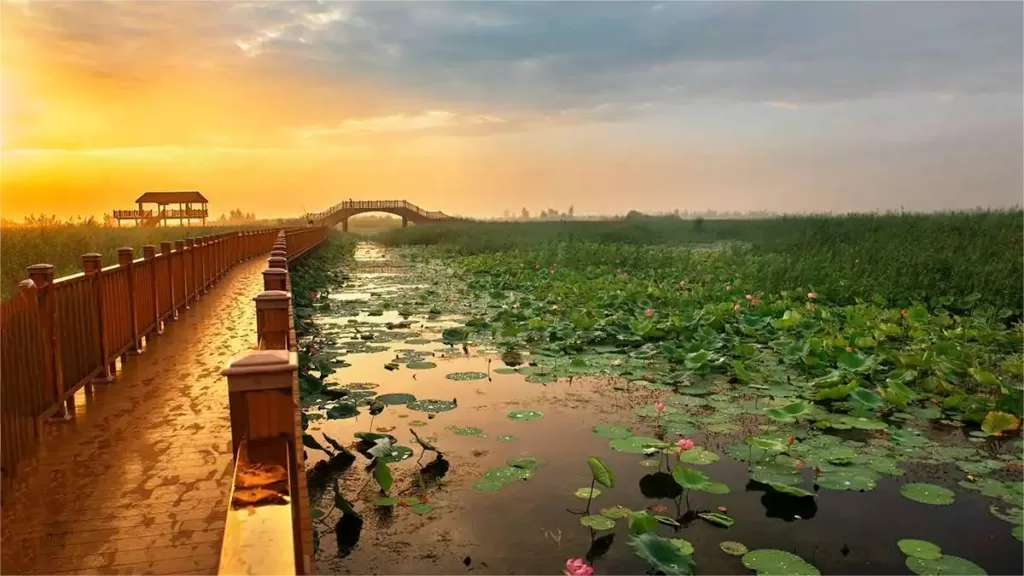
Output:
305 243 1023 576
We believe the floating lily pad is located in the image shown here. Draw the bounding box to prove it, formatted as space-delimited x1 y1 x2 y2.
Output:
609 436 665 454
678 447 720 465
376 393 417 405
404 339 433 345
767 482 816 498
525 374 556 384
472 480 503 492
721 541 749 556
593 423 633 439
326 402 360 419
483 465 532 485
628 533 697 576
343 382 379 390
497 435 517 443
447 371 488 381
373 496 399 507
409 419 429 427
816 468 878 491
507 409 543 421
898 539 942 560
407 399 457 413
601 506 632 519
450 426 486 437
507 456 546 471
699 512 735 528
574 487 602 499
901 483 955 505
410 503 434 515
494 368 518 375
906 555 987 576
407 361 437 370
581 515 616 530
742 549 820 575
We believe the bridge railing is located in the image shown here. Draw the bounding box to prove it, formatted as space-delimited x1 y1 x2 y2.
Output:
219 225 326 575
0 229 281 494
306 199 452 224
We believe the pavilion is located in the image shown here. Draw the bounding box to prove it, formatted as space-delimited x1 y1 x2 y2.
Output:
112 191 209 227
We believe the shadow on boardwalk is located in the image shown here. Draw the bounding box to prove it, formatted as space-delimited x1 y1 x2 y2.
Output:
1 259 265 575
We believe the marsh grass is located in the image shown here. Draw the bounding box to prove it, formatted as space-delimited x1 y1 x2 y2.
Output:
379 211 1024 313
0 224 261 299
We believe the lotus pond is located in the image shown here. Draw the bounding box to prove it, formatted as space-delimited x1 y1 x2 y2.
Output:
294 232 1023 576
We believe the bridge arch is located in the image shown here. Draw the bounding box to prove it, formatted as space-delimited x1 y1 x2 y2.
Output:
311 200 454 231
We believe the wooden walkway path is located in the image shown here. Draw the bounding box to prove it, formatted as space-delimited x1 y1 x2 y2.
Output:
1 259 264 575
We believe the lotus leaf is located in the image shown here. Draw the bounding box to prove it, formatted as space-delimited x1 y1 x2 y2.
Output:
901 483 955 505
742 549 820 576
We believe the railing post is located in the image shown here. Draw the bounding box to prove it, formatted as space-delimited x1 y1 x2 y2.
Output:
221 349 305 573
255 291 292 350
197 237 209 292
186 238 199 301
118 247 142 354
263 268 288 292
143 245 162 334
27 264 66 419
221 349 298 460
82 253 114 382
268 256 288 271
161 241 176 319
175 240 190 310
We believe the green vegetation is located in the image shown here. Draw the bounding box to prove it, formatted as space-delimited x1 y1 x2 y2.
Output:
291 216 1022 575
379 211 1023 313
0 222 266 299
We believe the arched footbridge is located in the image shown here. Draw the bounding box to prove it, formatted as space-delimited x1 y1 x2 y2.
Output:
307 200 457 231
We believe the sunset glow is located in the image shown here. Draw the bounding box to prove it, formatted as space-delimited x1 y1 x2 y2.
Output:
1 1 1021 220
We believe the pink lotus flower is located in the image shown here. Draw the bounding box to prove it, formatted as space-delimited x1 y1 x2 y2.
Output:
552 304 559 310
745 294 753 301
901 308 909 318
676 438 695 452
845 346 854 353
655 400 665 414
750 297 761 307
807 291 816 300
726 283 734 291
564 558 594 576
644 307 653 317
718 506 728 512
733 303 741 313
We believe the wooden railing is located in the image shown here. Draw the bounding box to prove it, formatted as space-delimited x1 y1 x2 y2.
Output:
219 225 328 575
307 199 452 223
0 229 281 491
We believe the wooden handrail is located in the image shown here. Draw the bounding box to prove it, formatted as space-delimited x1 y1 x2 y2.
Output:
218 437 297 576
0 228 282 494
219 227 327 575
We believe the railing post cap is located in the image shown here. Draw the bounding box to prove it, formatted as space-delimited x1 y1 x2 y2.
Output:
27 263 55 274
222 350 297 380
117 246 133 254
254 290 292 309
82 252 102 260
262 268 288 277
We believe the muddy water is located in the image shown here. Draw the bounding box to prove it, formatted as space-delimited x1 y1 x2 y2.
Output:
306 244 1022 576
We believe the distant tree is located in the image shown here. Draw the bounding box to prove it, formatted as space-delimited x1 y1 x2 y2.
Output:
568 205 575 219
521 207 530 220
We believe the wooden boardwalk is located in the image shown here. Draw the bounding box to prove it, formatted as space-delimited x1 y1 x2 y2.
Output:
1 259 265 575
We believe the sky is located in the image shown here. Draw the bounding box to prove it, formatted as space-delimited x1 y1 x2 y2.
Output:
1 0 1021 220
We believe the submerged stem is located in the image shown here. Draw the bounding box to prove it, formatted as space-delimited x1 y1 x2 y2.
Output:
585 477 596 515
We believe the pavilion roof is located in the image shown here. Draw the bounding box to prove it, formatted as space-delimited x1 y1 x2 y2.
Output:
135 191 208 204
